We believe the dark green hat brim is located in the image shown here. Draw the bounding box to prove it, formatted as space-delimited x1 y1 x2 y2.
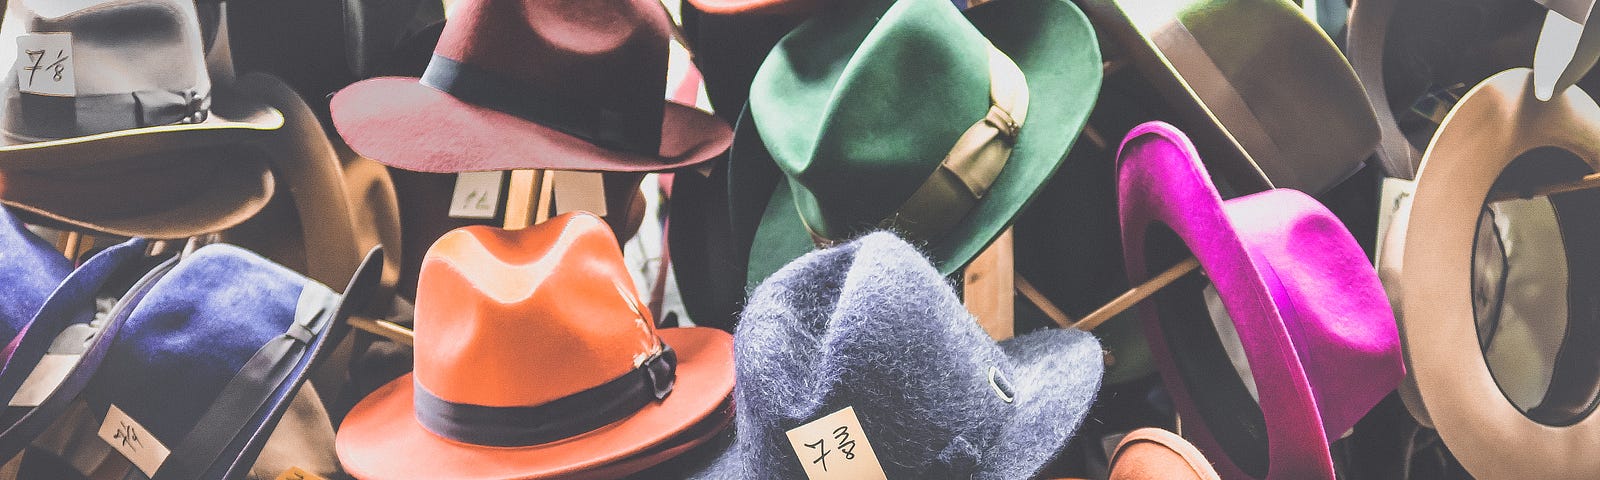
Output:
730 0 1103 287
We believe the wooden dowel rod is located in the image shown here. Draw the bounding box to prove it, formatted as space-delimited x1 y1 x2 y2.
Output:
1068 257 1200 332
534 170 556 224
1489 171 1600 202
349 316 414 346
1014 273 1077 328
56 231 80 260
503 169 546 230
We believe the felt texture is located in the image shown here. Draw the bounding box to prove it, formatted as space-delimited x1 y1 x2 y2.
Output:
692 232 1103 479
336 213 735 480
1117 122 1402 479
330 0 733 173
1108 428 1221 480
65 244 374 480
0 207 71 340
731 0 1100 286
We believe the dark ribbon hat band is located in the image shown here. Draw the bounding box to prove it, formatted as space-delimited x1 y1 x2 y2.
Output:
3 89 209 142
148 284 340 480
802 44 1029 246
420 55 661 157
414 342 677 448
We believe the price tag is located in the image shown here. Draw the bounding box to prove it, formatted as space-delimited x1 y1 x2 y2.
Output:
16 33 74 97
275 466 329 480
552 170 608 217
448 171 505 219
784 406 887 480
1374 176 1416 265
99 404 171 477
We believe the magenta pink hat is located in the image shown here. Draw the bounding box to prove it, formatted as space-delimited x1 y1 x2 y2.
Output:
1117 121 1403 479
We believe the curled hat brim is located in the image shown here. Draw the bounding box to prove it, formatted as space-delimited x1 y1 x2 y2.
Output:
0 79 284 239
329 76 733 173
688 326 1104 480
729 0 1101 287
1118 122 1401 479
335 327 735 480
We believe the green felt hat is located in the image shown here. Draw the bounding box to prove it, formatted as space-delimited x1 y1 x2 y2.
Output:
728 0 1102 287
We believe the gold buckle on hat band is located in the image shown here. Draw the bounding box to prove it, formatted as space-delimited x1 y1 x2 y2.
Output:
803 44 1029 246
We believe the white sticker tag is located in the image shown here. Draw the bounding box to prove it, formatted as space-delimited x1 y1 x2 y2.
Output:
8 353 81 407
784 406 887 480
552 170 608 217
15 33 74 97
448 171 505 219
1374 176 1417 265
99 404 171 477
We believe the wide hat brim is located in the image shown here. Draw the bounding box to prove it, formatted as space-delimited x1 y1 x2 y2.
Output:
685 0 829 15
1395 68 1600 478
1078 0 1378 194
0 84 284 239
1118 122 1401 479
667 163 747 330
329 77 733 173
690 326 1104 480
730 0 1101 287
335 327 736 480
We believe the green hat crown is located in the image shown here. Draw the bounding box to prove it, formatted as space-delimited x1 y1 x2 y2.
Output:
749 0 1013 240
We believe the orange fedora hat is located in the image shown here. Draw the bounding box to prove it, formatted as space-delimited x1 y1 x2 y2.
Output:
335 212 735 480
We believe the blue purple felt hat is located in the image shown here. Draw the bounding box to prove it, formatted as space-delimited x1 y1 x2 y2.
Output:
0 243 380 480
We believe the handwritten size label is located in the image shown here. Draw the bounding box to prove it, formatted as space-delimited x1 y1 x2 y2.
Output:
784 407 886 480
16 33 74 97
448 171 505 219
99 404 170 477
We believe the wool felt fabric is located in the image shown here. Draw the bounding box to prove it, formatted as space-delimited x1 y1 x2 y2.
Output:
0 237 163 463
1386 67 1600 479
0 0 284 240
730 0 1100 287
692 232 1103 480
330 0 733 174
1118 122 1403 479
0 206 72 340
1077 0 1378 194
1108 428 1221 480
336 212 734 480
31 244 380 480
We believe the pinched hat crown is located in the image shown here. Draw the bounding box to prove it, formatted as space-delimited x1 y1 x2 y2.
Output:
1 0 213 141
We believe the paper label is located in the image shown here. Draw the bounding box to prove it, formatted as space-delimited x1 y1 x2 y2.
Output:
16 33 74 97
1374 177 1417 266
99 404 170 477
784 407 887 480
8 353 81 407
448 171 505 219
275 467 328 480
552 170 608 217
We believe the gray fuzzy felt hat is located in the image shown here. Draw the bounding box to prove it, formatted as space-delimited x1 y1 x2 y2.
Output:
692 232 1103 479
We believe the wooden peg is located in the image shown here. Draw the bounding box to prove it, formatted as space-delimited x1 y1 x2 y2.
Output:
55 231 80 261
1068 257 1200 332
1489 171 1600 202
1014 273 1076 328
503 169 558 230
964 228 1016 340
347 316 414 346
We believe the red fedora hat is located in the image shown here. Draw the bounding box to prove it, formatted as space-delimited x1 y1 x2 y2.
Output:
335 212 735 479
330 0 733 173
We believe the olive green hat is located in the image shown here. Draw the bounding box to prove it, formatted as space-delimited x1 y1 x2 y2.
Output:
729 0 1102 286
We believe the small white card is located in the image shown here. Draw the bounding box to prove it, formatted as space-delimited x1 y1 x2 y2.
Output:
8 353 80 407
16 33 74 97
784 407 887 480
552 170 608 217
448 171 505 219
1374 176 1417 266
99 404 171 477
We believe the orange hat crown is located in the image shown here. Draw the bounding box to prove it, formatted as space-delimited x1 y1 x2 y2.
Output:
410 212 673 447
